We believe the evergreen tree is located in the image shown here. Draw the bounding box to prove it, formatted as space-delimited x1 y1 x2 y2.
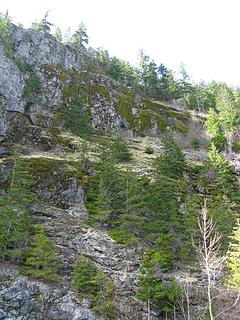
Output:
138 269 182 317
22 224 60 282
138 50 159 97
0 11 13 55
31 11 53 33
155 129 186 178
226 220 240 290
109 170 147 244
72 255 99 297
216 84 239 152
72 255 116 318
72 22 88 45
206 108 226 150
0 158 35 262
110 136 132 162
53 26 63 42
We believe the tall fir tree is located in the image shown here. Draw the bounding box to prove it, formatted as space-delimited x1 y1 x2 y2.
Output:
22 224 60 282
155 129 186 179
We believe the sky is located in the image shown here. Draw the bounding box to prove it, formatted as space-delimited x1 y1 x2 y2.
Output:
1 0 240 86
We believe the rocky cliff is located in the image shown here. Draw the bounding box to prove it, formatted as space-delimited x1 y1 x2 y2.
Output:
0 24 239 320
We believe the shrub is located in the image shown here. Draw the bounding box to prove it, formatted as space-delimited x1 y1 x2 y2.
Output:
144 146 154 154
191 137 200 149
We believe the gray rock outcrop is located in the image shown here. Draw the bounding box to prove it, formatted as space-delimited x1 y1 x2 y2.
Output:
0 266 99 320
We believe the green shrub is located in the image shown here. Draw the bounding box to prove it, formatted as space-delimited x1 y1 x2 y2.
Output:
191 137 200 149
144 146 154 154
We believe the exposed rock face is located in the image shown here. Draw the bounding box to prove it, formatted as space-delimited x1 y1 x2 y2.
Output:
32 204 150 320
0 266 99 320
0 43 24 138
0 24 96 139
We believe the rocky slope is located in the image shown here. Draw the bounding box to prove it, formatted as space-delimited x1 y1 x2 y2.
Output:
0 24 239 320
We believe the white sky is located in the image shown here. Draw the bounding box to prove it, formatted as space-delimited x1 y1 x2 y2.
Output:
1 0 240 85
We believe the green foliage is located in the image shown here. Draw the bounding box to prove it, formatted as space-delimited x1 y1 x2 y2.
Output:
175 120 189 134
232 140 240 153
206 83 240 151
155 130 186 178
144 146 154 154
0 95 6 105
53 26 63 42
23 74 43 100
138 271 182 315
208 143 234 189
110 136 132 162
226 220 240 289
86 153 146 242
72 255 100 297
31 12 53 33
0 11 13 55
15 59 33 73
184 82 216 111
72 22 88 45
191 137 200 149
0 158 36 261
72 255 117 319
63 98 92 139
21 224 60 282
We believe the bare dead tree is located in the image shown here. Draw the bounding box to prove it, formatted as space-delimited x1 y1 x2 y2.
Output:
193 199 239 320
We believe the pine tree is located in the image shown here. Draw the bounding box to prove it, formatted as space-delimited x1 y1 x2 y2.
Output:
226 220 240 290
22 225 60 282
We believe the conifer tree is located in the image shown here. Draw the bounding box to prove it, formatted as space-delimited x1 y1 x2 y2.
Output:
72 255 99 297
72 22 88 45
155 129 186 179
72 255 116 318
0 158 35 261
0 11 13 55
22 225 60 282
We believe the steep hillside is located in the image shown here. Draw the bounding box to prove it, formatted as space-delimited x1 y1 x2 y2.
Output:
0 24 239 320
